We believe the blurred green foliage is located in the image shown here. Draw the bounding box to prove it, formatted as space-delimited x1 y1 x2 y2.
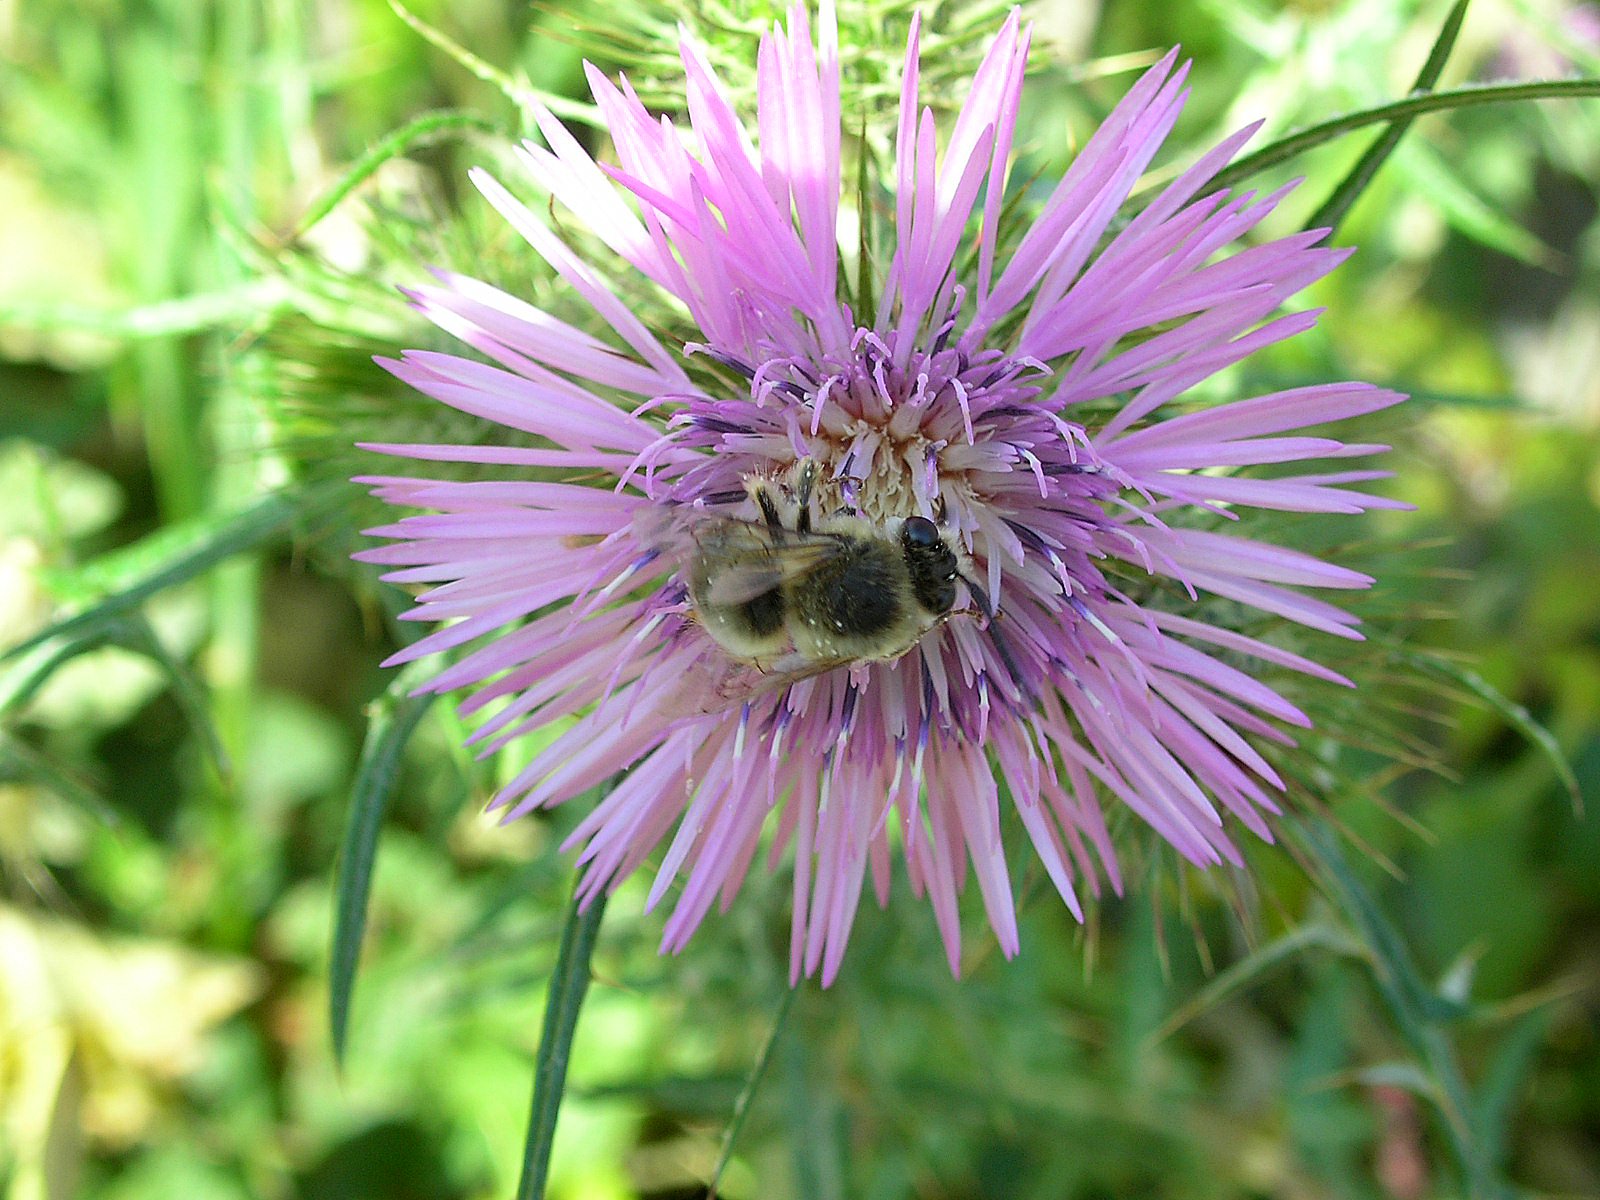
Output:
1 1 1598 1198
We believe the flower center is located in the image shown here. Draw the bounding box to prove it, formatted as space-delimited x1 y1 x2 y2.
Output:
668 327 1068 530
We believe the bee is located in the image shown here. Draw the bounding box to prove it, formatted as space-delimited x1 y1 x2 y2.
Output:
661 459 1024 704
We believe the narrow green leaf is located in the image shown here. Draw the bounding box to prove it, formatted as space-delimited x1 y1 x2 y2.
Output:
329 681 436 1065
1305 0 1469 235
5 485 341 665
1149 923 1366 1045
1353 1059 1441 1096
517 882 609 1200
778 1000 845 1200
388 0 602 129
1212 79 1600 196
1396 140 1561 266
0 278 291 340
0 730 117 824
1296 821 1459 1033
0 616 224 786
0 636 106 718
853 117 876 329
1472 1009 1549 1170
112 614 232 783
708 984 797 1197
1399 651 1582 814
1294 820 1509 1199
293 110 502 238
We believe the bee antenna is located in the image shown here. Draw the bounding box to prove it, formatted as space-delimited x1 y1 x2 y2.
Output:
961 572 1035 710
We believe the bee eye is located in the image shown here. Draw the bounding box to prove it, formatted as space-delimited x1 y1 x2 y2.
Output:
901 516 940 548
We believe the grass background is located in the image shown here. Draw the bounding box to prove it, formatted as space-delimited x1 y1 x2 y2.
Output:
1 0 1597 1197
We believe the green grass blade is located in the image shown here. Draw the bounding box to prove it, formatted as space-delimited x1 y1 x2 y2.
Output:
516 882 609 1200
293 110 502 238
388 0 602 129
708 984 797 1197
1304 0 1469 235
1396 140 1560 265
1212 79 1600 195
1353 1059 1443 1097
111 615 232 783
5 485 341 665
0 732 116 825
1296 821 1458 1032
1472 1009 1549 1171
1149 923 1366 1045
329 682 436 1065
0 729 118 824
853 117 876 329
0 636 108 718
0 279 291 340
1295 820 1509 1199
1400 651 1582 814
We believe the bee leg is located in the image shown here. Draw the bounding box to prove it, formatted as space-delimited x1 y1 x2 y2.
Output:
792 457 817 533
753 483 785 531
962 573 1034 709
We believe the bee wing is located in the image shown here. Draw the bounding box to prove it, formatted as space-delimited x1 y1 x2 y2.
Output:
675 648 857 714
684 519 843 607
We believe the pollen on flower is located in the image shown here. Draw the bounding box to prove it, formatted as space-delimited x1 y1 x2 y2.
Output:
358 1 1407 984
681 321 1084 534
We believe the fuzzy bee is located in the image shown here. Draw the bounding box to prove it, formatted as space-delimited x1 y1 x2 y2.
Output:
652 459 1023 706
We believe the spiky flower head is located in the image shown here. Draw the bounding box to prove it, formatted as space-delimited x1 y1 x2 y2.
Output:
358 4 1404 983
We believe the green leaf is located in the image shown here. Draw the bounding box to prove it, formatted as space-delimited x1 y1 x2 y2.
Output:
1304 0 1469 236
853 116 877 329
292 110 503 238
0 636 103 718
1149 923 1366 1045
1213 79 1600 196
5 485 342 665
387 0 602 130
1353 1059 1441 1097
109 615 232 783
1293 820 1511 1199
1472 1009 1549 1171
329 679 436 1065
516 881 609 1200
1395 139 1561 266
0 278 292 340
0 729 118 824
1399 651 1582 815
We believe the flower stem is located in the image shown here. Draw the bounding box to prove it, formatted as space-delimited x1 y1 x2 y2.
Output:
516 883 609 1200
1304 0 1470 236
1211 78 1600 195
708 983 798 1197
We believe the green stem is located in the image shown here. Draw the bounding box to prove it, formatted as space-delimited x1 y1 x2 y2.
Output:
1212 78 1600 195
516 883 609 1200
292 110 501 238
1304 0 1469 235
708 984 798 1197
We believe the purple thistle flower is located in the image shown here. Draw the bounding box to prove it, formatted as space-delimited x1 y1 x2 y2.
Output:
357 5 1406 983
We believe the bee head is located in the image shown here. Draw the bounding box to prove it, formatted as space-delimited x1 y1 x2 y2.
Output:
899 516 959 615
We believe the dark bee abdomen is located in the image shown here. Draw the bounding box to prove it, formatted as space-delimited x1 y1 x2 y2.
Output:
739 587 785 637
804 540 902 637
